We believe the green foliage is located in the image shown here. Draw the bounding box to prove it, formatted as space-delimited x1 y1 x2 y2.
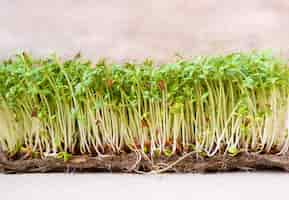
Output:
57 152 72 162
0 51 288 157
164 149 173 157
228 146 240 157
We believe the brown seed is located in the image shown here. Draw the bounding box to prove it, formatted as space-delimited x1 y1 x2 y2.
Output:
134 143 141 149
103 144 113 153
107 79 114 89
165 138 173 146
95 119 101 126
156 129 160 135
176 144 183 154
141 119 149 128
144 140 151 147
158 80 165 91
144 141 151 152
31 109 37 117
244 117 251 127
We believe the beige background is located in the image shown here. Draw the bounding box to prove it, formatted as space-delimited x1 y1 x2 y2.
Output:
1 1 289 200
1 173 289 200
0 0 288 61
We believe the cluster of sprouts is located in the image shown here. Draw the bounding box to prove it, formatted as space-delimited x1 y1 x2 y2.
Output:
0 51 289 159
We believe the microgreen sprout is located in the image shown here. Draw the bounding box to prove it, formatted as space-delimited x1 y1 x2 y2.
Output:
0 51 288 160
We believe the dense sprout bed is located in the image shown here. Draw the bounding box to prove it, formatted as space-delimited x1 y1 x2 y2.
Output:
0 51 289 161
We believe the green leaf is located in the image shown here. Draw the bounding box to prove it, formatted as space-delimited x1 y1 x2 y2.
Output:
228 146 239 156
164 149 173 157
57 152 72 162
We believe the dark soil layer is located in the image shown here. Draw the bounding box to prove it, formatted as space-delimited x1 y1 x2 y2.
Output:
1 150 289 173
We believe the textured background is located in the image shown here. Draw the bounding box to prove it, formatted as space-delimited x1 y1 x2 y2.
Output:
0 0 288 61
